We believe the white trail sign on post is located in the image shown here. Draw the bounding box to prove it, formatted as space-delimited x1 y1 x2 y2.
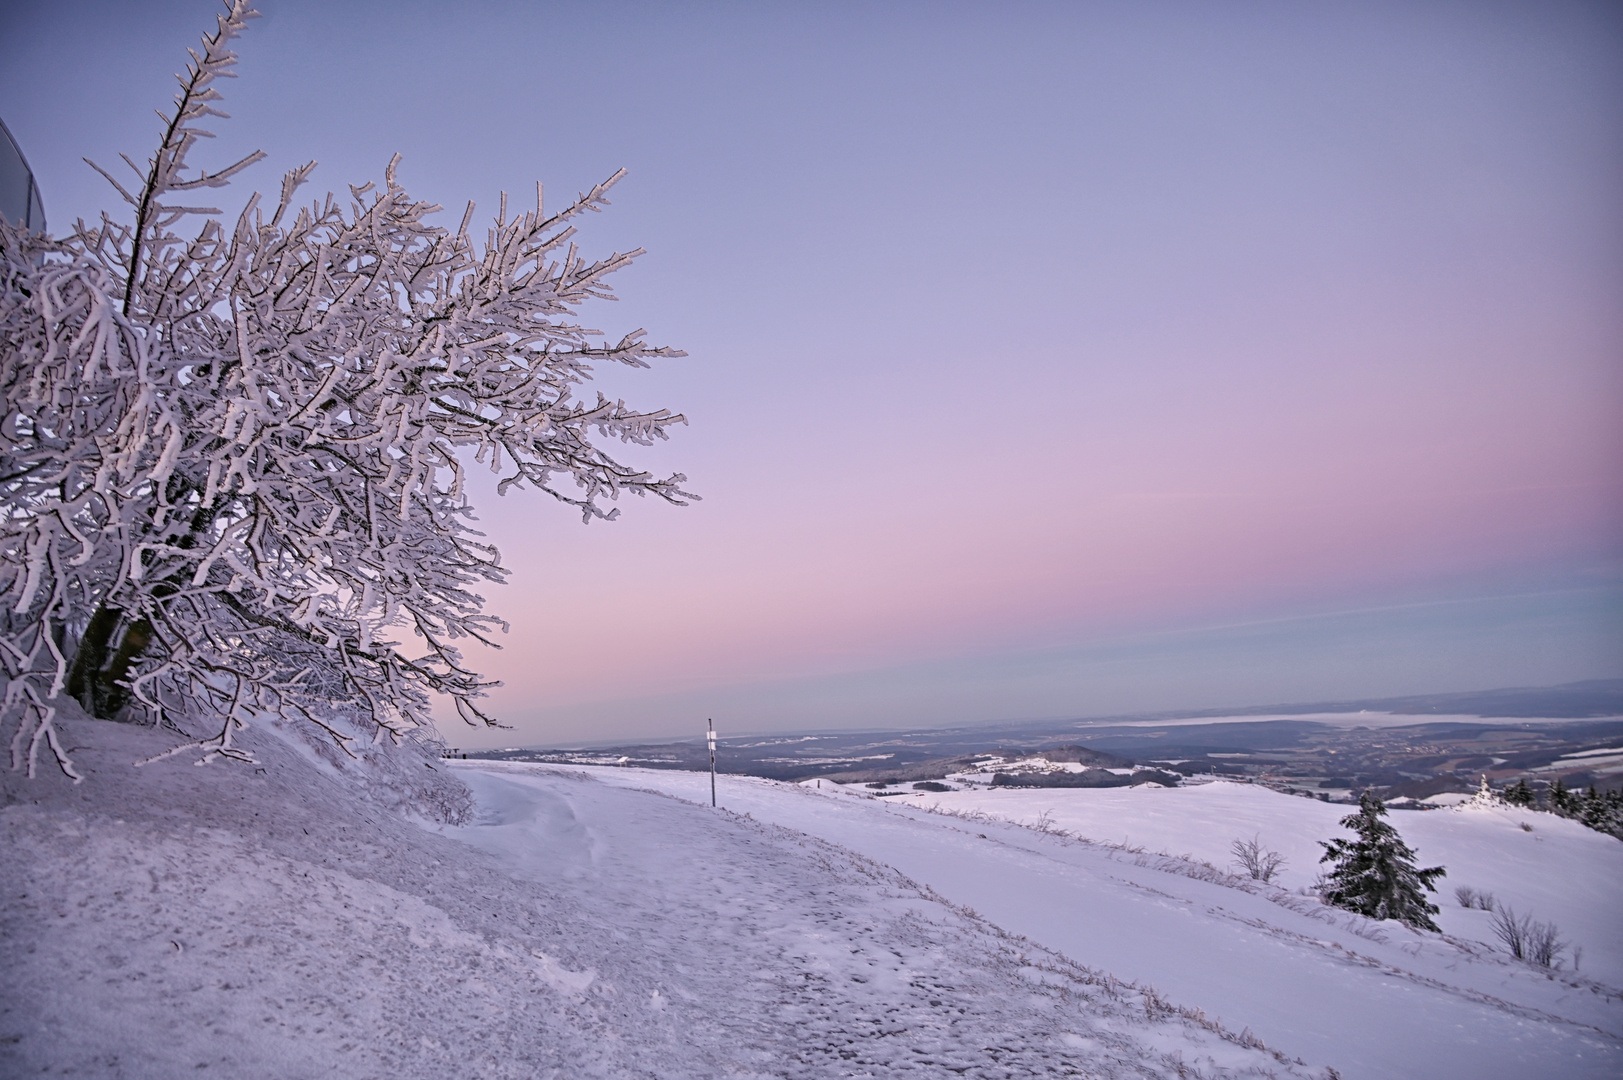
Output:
707 720 717 808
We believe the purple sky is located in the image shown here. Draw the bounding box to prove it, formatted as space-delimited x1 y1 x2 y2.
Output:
4 1 1620 744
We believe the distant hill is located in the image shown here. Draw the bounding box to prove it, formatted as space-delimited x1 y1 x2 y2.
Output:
465 680 1623 788
1154 679 1623 721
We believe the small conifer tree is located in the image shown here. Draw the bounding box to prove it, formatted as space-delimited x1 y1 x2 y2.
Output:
1318 791 1446 931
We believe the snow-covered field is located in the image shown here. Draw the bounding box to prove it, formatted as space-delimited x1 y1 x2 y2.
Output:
526 766 1623 1079
3 713 1620 1078
903 781 1623 985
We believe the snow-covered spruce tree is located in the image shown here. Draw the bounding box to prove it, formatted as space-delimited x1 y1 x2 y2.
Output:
1577 786 1623 840
1318 791 1446 931
1 1 689 780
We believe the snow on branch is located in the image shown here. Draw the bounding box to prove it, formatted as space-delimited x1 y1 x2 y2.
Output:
1 4 690 778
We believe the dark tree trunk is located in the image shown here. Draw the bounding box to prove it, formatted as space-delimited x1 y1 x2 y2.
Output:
65 488 217 719
65 605 150 720
65 605 121 716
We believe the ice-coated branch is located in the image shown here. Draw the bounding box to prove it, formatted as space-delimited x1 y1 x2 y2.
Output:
80 0 265 317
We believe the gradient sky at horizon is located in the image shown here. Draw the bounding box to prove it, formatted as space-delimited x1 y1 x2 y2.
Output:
3 0 1620 745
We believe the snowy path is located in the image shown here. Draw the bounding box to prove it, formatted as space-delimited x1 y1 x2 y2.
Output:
515 763 1623 1080
447 766 1312 1078
2 715 1311 1079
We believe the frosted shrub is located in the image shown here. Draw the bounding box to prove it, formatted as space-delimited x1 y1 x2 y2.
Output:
1492 906 1568 968
1527 921 1567 968
1492 906 1528 959
1230 834 1287 883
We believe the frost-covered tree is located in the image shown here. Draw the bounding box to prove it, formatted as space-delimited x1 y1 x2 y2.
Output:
1458 774 1506 810
1318 792 1445 931
1 1 690 779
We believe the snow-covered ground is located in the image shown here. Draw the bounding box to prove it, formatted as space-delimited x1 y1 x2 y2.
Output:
4 713 1620 1078
553 765 1623 1080
900 781 1623 986
4 714 1320 1079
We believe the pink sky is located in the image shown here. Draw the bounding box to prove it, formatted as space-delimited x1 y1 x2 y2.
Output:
5 0 1619 743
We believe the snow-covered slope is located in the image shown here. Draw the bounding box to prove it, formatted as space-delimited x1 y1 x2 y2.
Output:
549 765 1623 1080
2 714 1320 1079
906 781 1623 986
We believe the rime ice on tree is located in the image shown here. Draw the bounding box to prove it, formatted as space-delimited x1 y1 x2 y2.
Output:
0 1 690 779
1455 774 1509 811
